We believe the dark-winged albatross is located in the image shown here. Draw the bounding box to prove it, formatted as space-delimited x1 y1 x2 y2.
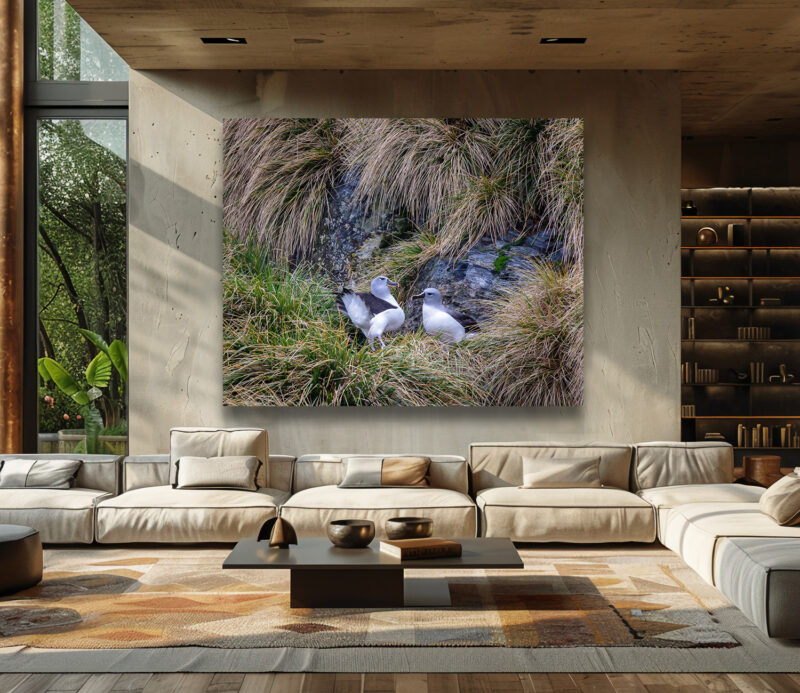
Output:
413 288 478 344
336 276 405 349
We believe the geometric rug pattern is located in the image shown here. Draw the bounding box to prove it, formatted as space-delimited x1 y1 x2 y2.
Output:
0 546 739 650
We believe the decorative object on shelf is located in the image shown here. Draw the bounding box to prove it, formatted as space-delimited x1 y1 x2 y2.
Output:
768 364 795 384
743 455 783 487
726 223 746 246
760 298 782 306
696 226 718 246
682 200 698 216
385 517 434 540
749 361 766 383
327 519 375 548
257 517 298 548
729 368 749 383
739 326 770 340
709 286 734 305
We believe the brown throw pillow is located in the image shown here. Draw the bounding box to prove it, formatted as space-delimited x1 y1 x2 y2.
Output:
339 456 431 488
759 472 800 526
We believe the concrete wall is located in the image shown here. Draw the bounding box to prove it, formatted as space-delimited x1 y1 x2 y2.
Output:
129 70 681 457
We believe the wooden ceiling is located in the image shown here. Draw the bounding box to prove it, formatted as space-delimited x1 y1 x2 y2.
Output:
69 1 800 136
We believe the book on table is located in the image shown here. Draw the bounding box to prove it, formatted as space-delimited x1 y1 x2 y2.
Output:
379 537 462 560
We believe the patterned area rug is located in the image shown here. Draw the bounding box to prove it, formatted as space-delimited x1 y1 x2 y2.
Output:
0 546 739 650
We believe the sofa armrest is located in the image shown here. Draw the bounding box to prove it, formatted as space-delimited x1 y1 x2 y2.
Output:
123 455 169 492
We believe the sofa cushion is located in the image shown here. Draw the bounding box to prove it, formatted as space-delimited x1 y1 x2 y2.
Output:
170 428 268 487
294 454 468 494
0 454 118 494
280 485 477 539
339 456 430 488
759 472 800 526
469 442 633 492
663 502 800 584
521 456 601 489
637 483 765 541
476 487 656 543
174 456 261 490
632 442 733 491
96 485 288 543
714 536 800 639
0 458 82 489
0 488 112 543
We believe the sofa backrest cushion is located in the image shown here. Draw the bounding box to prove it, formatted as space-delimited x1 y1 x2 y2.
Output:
124 453 294 493
0 453 119 494
169 428 268 487
469 442 634 492
294 454 468 494
632 441 733 491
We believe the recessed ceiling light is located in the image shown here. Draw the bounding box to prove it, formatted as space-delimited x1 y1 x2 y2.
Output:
201 37 247 44
540 37 586 44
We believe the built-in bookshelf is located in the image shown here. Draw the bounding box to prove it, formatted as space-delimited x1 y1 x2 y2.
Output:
681 187 800 466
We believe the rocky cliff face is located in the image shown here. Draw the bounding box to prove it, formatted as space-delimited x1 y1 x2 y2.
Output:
311 173 565 330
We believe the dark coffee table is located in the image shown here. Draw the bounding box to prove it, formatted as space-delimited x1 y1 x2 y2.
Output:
223 536 522 608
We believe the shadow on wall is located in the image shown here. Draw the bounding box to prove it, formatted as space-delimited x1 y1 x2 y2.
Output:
127 69 679 455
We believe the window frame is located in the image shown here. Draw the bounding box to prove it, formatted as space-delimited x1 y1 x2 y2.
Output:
23 0 129 452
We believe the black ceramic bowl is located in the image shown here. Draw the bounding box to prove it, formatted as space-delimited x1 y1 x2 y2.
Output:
385 516 433 540
327 519 375 548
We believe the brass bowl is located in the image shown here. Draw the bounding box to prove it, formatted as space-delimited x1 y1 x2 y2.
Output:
327 519 375 548
385 517 433 540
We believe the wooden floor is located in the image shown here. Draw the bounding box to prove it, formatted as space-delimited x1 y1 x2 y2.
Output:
1 672 799 693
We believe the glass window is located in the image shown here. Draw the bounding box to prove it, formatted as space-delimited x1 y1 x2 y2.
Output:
37 0 128 81
36 118 128 454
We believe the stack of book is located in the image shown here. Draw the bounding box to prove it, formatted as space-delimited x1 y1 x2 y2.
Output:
704 432 727 442
379 538 462 560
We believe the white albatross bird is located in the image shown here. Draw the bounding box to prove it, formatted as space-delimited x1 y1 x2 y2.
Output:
335 276 405 350
413 288 478 345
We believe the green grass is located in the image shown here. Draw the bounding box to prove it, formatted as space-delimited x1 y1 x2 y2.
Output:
223 231 485 407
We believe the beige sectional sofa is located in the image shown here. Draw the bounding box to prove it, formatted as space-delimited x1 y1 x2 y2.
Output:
470 442 656 542
0 453 119 543
280 453 477 539
95 428 294 543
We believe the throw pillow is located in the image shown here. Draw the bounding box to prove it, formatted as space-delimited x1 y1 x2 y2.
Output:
760 472 800 526
521 456 602 488
173 456 262 490
339 456 431 488
0 458 82 489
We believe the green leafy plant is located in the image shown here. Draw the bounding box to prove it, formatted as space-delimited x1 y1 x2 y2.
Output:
38 329 128 453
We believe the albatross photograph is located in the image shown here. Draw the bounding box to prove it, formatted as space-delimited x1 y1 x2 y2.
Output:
222 117 583 407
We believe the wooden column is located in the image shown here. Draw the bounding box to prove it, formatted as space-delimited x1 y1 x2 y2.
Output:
0 0 24 452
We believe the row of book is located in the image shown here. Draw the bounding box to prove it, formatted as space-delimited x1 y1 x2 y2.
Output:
749 361 767 383
737 423 800 448
738 326 771 340
681 362 719 384
681 404 696 418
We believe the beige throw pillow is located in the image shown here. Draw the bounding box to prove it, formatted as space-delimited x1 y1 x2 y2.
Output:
173 456 261 490
339 456 431 488
0 458 82 489
759 472 800 526
521 456 602 489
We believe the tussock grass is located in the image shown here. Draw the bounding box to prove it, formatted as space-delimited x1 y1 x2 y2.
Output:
469 262 584 407
224 118 341 259
223 232 485 407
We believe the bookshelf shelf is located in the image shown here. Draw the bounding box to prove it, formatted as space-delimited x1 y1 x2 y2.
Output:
681 187 800 464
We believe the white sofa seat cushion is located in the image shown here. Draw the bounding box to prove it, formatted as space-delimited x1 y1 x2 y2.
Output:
280 486 477 539
714 537 800 638
663 502 800 585
96 486 288 544
0 488 112 543
637 483 765 541
476 487 656 543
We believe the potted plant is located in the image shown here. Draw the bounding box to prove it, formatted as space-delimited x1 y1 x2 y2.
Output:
38 329 128 454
